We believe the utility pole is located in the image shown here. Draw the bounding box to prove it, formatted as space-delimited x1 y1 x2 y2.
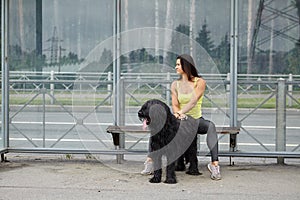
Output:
44 26 65 71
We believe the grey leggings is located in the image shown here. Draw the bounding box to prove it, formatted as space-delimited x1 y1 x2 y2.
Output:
197 117 219 162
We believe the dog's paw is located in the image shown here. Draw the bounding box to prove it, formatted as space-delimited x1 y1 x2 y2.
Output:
149 176 161 183
186 170 202 176
164 178 177 184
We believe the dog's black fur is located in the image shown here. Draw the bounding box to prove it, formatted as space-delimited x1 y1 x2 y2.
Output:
138 99 200 184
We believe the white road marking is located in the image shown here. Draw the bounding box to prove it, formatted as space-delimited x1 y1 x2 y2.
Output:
4 138 299 147
8 121 300 130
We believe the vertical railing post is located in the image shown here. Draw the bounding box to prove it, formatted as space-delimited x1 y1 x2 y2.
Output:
226 73 230 99
50 70 54 104
42 86 46 148
79 74 82 95
257 77 262 95
107 71 112 92
137 74 141 96
166 72 171 105
288 74 293 107
107 71 112 104
120 77 125 125
276 78 286 164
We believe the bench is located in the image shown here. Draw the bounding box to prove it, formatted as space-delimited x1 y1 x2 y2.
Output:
106 125 240 163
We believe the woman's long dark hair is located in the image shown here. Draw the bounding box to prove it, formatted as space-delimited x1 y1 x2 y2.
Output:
177 54 200 81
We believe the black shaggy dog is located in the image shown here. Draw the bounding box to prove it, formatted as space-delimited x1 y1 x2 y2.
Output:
138 99 200 184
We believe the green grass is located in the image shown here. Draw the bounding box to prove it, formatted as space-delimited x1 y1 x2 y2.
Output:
237 98 276 109
4 93 300 109
9 97 111 106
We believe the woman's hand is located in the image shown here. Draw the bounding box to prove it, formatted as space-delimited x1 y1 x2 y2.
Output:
174 112 188 120
174 112 181 119
179 113 188 120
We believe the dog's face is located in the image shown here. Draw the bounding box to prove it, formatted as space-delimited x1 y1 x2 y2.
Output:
138 99 170 131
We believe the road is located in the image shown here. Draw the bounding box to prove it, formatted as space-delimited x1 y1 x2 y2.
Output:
1 108 300 153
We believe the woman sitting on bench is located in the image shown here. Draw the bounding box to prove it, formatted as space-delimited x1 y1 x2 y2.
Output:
141 54 221 180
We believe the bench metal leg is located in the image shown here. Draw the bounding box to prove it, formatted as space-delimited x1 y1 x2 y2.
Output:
229 156 235 166
230 133 237 152
1 153 6 162
229 134 238 166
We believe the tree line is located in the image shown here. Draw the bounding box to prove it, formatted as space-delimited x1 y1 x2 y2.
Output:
101 22 300 75
1 20 300 75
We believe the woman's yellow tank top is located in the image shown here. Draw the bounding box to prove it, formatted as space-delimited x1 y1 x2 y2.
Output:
177 77 203 119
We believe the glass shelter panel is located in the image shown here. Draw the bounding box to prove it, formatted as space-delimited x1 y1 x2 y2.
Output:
8 0 116 150
120 0 231 73
236 0 300 153
238 0 299 75
4 0 299 157
119 0 232 152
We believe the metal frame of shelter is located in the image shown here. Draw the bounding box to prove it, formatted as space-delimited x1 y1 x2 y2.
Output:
1 0 300 163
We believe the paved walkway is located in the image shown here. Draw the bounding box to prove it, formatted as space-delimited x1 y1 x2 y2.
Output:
0 154 299 200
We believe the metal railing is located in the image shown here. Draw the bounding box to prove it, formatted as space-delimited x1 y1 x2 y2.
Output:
0 71 300 162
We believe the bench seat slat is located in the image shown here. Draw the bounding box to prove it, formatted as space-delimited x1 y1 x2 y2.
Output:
106 125 239 134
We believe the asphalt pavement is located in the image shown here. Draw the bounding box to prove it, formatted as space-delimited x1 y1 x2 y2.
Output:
0 153 299 200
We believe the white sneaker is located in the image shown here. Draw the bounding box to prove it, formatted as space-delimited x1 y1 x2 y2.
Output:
141 161 153 175
207 163 222 180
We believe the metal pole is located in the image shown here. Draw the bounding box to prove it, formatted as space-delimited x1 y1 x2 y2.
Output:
1 0 9 149
114 0 121 125
113 0 123 163
113 0 121 127
229 0 238 151
276 78 286 164
36 0 42 72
